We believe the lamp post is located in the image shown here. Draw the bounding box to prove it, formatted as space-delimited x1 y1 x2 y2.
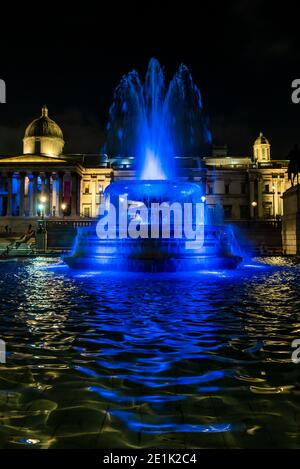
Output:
39 195 47 219
61 203 67 219
251 201 257 219
38 203 45 219
37 196 47 253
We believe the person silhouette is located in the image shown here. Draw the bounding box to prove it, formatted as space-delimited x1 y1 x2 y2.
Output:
288 144 300 186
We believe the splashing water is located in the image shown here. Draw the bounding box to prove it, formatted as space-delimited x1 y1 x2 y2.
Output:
105 58 212 180
65 60 241 272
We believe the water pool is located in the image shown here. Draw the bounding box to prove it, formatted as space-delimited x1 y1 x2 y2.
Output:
0 257 299 448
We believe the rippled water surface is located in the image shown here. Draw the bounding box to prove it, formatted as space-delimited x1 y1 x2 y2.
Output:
0 257 300 448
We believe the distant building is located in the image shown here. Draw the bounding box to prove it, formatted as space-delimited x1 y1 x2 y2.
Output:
0 107 290 231
203 132 290 221
0 106 111 227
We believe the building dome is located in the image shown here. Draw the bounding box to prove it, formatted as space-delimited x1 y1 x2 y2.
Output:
23 106 65 157
254 132 269 146
253 131 271 162
24 106 63 139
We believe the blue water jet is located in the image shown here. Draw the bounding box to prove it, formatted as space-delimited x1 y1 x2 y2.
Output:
105 58 212 179
65 59 242 271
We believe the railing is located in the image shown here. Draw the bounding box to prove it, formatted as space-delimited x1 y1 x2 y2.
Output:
44 219 94 250
229 219 282 228
45 219 94 229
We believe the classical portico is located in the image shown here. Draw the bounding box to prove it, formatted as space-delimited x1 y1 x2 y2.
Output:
0 158 81 218
0 107 112 228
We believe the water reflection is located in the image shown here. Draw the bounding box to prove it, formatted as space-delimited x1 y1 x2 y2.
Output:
0 258 299 448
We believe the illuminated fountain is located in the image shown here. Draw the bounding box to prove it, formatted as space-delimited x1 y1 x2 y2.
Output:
65 59 242 271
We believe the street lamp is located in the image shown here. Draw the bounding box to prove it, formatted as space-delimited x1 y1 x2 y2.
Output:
38 203 45 219
61 203 67 219
251 201 257 219
38 195 47 219
201 196 206 203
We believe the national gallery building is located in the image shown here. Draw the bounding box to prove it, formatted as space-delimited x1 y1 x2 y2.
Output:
0 106 290 231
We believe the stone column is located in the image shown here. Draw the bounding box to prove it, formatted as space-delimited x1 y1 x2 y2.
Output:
41 173 46 195
45 172 51 216
279 178 284 216
257 177 263 218
6 172 13 216
51 174 58 217
29 175 33 217
58 171 64 217
32 172 39 217
19 172 26 216
77 175 82 217
71 172 78 217
273 179 278 219
249 178 255 218
91 178 97 217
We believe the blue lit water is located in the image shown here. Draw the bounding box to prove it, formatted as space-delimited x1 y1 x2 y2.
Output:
0 257 300 448
105 58 211 179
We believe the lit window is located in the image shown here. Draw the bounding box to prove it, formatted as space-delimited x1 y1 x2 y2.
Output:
263 202 272 218
83 207 90 217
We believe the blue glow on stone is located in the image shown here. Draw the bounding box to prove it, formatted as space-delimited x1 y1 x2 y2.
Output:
198 386 222 393
74 366 100 377
88 386 184 404
111 410 242 434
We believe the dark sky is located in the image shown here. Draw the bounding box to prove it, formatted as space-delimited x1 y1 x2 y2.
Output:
0 0 299 158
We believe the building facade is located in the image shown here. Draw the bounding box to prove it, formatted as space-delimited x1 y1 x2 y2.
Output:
0 107 291 231
0 107 111 230
203 133 290 221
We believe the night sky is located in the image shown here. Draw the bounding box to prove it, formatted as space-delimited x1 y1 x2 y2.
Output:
0 1 299 158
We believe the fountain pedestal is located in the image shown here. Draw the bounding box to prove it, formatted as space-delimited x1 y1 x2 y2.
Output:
64 180 242 271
